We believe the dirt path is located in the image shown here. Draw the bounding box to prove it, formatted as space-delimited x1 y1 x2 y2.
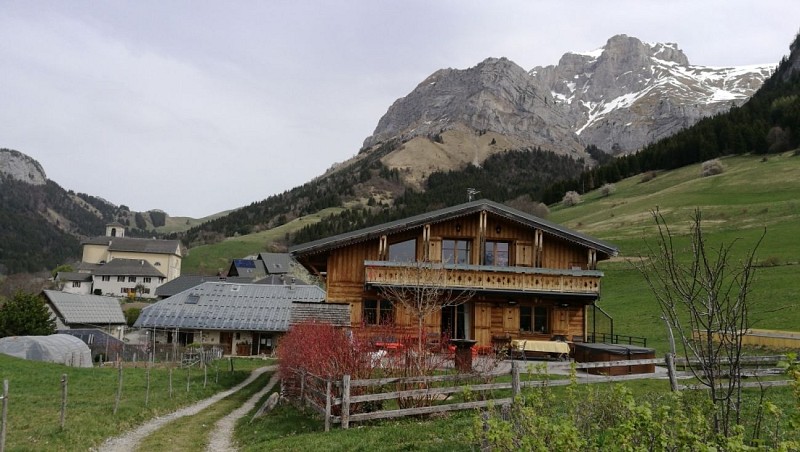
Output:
96 365 277 452
206 371 281 451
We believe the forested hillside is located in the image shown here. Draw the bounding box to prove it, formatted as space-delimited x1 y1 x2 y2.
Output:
0 178 94 273
0 170 171 274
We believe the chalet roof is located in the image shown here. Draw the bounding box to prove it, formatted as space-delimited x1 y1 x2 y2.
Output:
290 199 618 258
93 259 165 277
82 236 181 256
155 275 259 298
55 272 93 282
134 282 328 332
43 290 126 325
258 252 292 274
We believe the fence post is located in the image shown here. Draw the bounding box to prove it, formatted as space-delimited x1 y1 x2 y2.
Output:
665 353 679 392
2 379 8 452
60 374 68 429
324 379 332 432
229 357 234 373
511 361 520 397
299 370 306 407
341 375 351 429
169 366 174 398
113 360 123 415
145 360 151 406
204 364 208 388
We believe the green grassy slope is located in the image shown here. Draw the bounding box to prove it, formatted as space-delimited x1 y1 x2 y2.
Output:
181 207 343 274
549 152 800 352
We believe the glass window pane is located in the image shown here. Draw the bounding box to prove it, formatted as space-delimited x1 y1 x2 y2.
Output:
388 239 416 262
443 239 471 264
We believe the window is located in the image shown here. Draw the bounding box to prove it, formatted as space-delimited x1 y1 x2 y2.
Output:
128 276 136 283
117 276 125 282
388 239 416 262
484 241 510 266
520 306 549 333
363 299 393 325
143 277 152 283
442 239 471 264
72 281 81 288
154 262 161 266
101 276 110 282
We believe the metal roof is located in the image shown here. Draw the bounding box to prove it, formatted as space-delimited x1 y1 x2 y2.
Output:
154 275 259 298
93 258 165 277
82 236 181 256
43 290 126 325
290 199 618 258
258 253 292 274
134 282 327 332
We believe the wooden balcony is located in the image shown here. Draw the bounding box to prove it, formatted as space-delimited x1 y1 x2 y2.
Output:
364 260 602 296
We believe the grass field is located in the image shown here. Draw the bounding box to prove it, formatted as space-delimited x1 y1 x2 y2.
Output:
549 152 800 353
181 207 343 274
0 355 266 451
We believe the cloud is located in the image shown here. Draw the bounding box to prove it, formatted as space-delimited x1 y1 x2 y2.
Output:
1 1 798 217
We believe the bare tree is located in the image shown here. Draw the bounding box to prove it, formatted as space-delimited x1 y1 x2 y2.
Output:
634 209 764 436
377 261 474 357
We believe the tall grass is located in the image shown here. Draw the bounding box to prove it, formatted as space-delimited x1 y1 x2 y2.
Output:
0 355 265 451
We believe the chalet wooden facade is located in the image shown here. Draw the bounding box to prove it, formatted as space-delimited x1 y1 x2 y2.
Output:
290 200 618 348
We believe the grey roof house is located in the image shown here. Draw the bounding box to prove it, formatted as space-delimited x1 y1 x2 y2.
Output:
42 290 127 339
134 282 349 356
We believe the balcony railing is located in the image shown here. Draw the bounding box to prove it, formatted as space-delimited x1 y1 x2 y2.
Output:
364 260 602 295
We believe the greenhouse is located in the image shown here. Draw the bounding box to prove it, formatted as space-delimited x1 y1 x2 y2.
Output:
0 334 93 367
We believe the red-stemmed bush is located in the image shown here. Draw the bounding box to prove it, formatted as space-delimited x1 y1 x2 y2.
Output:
277 320 373 381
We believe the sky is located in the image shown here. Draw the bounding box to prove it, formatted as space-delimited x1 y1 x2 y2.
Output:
1 1 798 218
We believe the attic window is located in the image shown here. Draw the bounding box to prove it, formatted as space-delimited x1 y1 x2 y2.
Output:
154 262 161 266
185 294 200 304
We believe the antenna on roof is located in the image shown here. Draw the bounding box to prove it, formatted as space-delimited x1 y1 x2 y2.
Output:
467 188 480 202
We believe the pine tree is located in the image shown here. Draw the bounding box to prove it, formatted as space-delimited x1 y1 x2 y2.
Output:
0 292 57 337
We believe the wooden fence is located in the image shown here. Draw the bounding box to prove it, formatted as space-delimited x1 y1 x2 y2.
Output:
287 354 797 430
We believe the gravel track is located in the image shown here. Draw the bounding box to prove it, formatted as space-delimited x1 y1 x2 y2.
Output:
206 371 281 451
95 365 276 452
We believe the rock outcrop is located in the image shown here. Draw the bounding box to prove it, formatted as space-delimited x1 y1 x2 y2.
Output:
0 148 47 185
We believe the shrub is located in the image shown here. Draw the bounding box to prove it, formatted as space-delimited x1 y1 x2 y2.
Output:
505 195 550 218
640 171 657 183
561 191 581 207
277 321 373 381
700 158 725 177
599 183 616 197
124 307 141 326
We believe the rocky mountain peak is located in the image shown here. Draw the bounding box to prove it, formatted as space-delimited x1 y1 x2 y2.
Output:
0 148 47 185
531 35 772 153
361 56 582 156
358 34 771 188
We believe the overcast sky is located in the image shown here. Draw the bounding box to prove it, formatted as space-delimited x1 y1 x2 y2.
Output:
1 1 798 218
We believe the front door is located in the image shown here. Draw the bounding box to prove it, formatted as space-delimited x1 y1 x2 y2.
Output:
220 332 233 355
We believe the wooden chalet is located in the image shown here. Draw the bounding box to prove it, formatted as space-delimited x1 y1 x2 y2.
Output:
290 199 618 349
